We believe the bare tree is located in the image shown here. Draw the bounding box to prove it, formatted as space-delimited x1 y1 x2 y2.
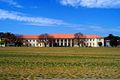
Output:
39 34 54 47
74 32 84 47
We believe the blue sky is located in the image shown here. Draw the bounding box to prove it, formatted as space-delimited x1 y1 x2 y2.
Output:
0 0 120 36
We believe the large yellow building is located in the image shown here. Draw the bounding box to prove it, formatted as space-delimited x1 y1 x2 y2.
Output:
21 34 104 47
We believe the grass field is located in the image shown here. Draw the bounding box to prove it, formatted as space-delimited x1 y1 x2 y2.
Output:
0 47 120 80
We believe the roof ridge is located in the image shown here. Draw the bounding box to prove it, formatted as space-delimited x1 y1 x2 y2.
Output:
19 34 103 39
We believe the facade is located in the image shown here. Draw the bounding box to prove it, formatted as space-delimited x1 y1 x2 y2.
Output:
20 34 104 47
105 40 111 47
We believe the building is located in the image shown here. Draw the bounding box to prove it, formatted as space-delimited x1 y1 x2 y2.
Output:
20 34 104 47
105 39 120 47
105 40 111 47
0 38 5 47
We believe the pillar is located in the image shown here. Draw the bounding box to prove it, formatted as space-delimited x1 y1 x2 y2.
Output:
70 39 73 47
67 39 69 47
59 39 61 46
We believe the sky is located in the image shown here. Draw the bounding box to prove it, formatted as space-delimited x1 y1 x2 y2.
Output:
0 0 120 36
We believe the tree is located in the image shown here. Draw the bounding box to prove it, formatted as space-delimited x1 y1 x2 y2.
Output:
98 42 102 47
0 32 23 47
3 32 16 46
0 39 5 47
39 34 49 47
105 34 120 47
74 32 84 47
47 36 54 47
14 37 23 47
0 32 4 38
39 34 55 47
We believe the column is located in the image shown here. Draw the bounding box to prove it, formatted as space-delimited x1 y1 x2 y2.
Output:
67 39 69 47
59 39 61 46
70 39 73 47
55 39 57 43
94 38 98 47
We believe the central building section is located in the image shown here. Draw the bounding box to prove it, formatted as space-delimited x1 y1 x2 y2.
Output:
21 34 104 47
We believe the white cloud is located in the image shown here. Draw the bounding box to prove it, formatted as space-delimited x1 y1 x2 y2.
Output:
0 0 23 8
0 9 120 35
60 0 120 8
73 24 120 35
0 9 67 27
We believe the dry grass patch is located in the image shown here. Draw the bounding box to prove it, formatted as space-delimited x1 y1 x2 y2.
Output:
0 47 120 79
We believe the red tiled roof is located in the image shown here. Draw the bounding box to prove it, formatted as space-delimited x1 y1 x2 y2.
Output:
20 34 103 39
48 34 74 38
84 34 102 38
20 35 39 39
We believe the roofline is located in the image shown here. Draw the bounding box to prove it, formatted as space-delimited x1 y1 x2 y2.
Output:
19 34 103 39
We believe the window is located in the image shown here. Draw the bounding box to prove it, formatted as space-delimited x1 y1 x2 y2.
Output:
68 43 70 46
24 40 27 42
90 43 91 46
68 39 71 42
87 43 88 46
31 40 34 42
65 39 67 43
33 44 35 46
57 39 59 42
86 39 88 41
61 39 63 43
65 43 67 47
61 43 63 46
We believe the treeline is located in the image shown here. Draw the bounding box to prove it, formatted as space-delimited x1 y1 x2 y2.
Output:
105 34 120 47
0 32 120 47
0 32 23 47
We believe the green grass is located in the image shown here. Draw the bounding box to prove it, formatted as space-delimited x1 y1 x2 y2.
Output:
0 47 120 79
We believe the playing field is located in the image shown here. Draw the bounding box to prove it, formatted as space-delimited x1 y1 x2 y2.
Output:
0 47 120 79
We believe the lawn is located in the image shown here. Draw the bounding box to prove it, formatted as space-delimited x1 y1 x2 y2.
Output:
0 47 120 79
